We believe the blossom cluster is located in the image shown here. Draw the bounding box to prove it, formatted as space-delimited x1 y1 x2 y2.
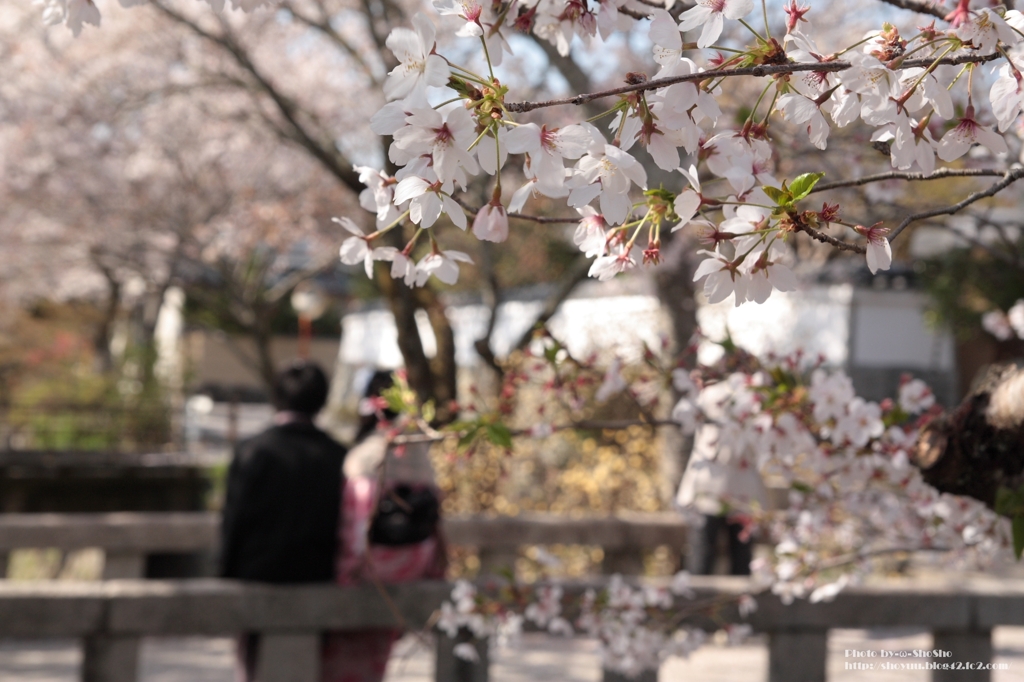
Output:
45 0 1024 304
326 0 1024 299
437 572 718 674
981 299 1024 341
670 358 1008 601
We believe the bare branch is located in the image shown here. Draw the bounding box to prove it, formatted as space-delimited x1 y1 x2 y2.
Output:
889 166 1024 241
454 196 578 224
283 1 382 86
150 1 364 194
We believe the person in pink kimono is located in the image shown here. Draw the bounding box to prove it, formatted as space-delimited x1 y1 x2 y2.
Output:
321 371 446 682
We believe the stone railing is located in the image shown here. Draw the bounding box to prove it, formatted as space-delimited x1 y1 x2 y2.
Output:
0 512 688 579
1 576 1021 682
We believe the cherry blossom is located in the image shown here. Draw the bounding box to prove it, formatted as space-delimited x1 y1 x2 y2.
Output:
392 176 466 229
808 369 855 422
334 217 392 278
588 249 637 281
678 0 755 49
898 378 934 414
745 240 798 304
692 246 748 306
471 200 509 243
776 93 830 149
574 207 609 258
383 14 450 101
505 123 591 196
567 142 647 225
982 309 1014 340
954 7 1021 54
417 249 473 285
1008 299 1024 338
393 106 479 185
854 222 892 274
937 108 1009 162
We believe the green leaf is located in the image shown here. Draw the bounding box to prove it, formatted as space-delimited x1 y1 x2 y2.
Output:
995 484 1024 517
789 172 825 201
762 185 789 205
1014 516 1024 561
485 423 513 449
421 400 436 424
458 424 481 449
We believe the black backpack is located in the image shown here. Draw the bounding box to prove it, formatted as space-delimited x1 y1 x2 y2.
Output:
369 483 440 546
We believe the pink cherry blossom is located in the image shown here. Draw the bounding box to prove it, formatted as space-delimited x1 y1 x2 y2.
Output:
472 200 509 242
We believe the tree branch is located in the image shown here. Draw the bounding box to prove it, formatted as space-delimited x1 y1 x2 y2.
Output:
795 224 866 254
283 0 382 86
506 52 1001 113
150 1 364 194
513 255 592 352
876 0 947 19
812 167 1008 193
889 166 1024 241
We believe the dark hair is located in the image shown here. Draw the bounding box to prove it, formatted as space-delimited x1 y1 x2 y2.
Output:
354 370 398 443
272 361 329 415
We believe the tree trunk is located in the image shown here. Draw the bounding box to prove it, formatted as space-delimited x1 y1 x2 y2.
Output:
914 362 1024 513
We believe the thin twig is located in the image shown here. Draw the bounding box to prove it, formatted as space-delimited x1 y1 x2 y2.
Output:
505 52 1000 113
453 195 579 224
876 0 947 19
811 167 1007 193
796 224 866 254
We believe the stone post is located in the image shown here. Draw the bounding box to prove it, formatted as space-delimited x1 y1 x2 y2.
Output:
768 629 828 682
83 635 140 682
932 629 993 682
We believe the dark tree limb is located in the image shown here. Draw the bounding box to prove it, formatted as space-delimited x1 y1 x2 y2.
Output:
914 363 1024 513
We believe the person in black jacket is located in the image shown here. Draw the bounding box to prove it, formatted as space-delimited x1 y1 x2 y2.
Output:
219 360 346 679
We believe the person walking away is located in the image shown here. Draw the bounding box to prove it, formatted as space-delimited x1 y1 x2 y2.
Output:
219 361 346 681
322 370 446 682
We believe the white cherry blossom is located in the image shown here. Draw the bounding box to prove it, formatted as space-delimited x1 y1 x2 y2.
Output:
393 176 466 229
776 93 830 149
693 246 748 305
567 144 647 225
574 207 609 258
383 14 451 101
1008 299 1024 338
678 0 755 49
505 123 591 195
854 223 892 274
898 379 934 414
393 106 479 185
937 110 1008 162
334 217 392 278
990 64 1024 132
417 249 473 285
588 248 637 281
